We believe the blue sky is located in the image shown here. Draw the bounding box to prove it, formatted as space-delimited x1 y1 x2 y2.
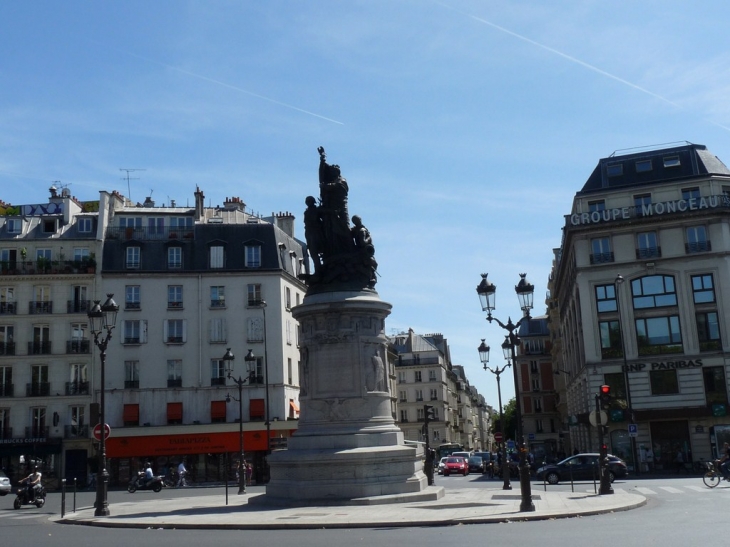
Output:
2 0 730 408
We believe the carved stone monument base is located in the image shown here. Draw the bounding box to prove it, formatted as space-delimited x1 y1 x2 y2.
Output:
257 290 443 506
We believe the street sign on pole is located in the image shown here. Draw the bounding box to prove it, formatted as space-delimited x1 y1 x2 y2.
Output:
589 410 608 427
494 432 503 443
628 423 638 437
93 423 111 441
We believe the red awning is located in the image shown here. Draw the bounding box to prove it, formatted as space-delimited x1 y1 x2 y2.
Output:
289 400 299 412
250 399 265 418
167 402 183 421
123 404 139 422
211 400 226 420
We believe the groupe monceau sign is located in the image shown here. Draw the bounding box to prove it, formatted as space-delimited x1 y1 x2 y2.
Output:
567 194 729 226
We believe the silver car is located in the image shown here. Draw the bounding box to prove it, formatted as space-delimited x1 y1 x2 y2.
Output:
0 470 11 496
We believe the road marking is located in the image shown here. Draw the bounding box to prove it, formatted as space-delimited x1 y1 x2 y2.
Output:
634 487 656 495
11 514 44 520
684 485 708 492
0 513 17 518
659 486 684 494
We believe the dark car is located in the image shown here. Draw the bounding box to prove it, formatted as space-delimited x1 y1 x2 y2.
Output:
536 453 628 484
442 457 469 476
467 456 485 474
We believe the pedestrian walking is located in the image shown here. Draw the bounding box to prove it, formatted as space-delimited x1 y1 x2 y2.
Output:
245 462 253 486
177 459 187 487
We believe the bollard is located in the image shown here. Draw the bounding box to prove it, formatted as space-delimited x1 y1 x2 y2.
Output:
73 477 77 513
61 478 66 518
570 461 575 493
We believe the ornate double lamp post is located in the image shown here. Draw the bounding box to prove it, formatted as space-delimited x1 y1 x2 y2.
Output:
224 348 254 494
476 273 535 512
88 294 119 517
478 339 512 491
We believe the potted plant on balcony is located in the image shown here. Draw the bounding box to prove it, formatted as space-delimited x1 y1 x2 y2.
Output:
85 253 96 273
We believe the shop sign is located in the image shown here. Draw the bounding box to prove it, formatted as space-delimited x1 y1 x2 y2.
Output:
567 195 726 226
623 358 703 373
0 437 47 444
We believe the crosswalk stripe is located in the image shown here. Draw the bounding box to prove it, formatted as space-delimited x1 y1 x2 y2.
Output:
684 485 707 492
0 513 17 519
11 514 44 520
634 487 656 495
659 486 684 494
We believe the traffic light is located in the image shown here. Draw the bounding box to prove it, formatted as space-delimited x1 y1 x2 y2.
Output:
599 384 612 410
424 404 436 426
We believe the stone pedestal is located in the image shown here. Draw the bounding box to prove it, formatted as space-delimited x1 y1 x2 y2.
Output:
259 290 442 505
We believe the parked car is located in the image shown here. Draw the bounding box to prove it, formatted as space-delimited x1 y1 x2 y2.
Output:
467 456 485 474
0 470 11 496
437 457 449 475
442 456 469 476
536 453 628 484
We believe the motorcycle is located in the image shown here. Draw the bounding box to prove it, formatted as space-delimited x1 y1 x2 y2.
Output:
127 472 165 493
14 483 46 509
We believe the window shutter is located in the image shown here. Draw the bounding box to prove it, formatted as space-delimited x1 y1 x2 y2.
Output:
182 319 187 342
163 320 169 342
141 320 148 343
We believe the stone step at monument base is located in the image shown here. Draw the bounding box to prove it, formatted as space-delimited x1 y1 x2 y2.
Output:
256 444 442 506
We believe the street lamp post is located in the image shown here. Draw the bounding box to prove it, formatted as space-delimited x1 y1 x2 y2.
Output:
615 274 639 475
88 294 119 517
224 348 253 494
478 339 511 491
476 273 535 513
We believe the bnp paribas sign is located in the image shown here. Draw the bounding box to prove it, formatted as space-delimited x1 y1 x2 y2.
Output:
567 195 729 226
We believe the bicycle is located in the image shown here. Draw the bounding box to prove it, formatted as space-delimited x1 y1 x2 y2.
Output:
702 460 727 488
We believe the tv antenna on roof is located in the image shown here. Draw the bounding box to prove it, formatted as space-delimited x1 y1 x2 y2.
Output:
119 169 146 202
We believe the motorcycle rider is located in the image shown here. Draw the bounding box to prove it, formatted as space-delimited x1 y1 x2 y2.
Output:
143 461 154 487
22 466 42 502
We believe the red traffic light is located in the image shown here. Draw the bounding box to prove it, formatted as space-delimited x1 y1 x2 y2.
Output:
600 384 611 395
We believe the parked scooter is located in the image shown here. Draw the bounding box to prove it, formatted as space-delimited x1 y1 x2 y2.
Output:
13 482 46 509
127 471 165 493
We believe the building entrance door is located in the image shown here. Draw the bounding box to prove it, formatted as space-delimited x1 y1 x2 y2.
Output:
650 420 690 471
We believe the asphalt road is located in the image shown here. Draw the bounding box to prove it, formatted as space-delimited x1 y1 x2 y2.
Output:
0 475 723 547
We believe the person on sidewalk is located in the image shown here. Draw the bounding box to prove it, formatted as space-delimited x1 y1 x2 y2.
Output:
177 459 187 487
674 448 684 474
245 462 253 486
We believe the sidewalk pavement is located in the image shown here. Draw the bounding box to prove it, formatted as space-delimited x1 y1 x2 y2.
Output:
53 485 646 530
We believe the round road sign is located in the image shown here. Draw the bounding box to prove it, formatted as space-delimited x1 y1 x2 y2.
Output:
494 432 503 443
93 423 111 441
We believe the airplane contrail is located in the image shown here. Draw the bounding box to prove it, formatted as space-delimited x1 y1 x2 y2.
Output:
435 2 730 133
93 41 344 125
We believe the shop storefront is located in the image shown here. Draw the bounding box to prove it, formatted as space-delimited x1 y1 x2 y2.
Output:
105 427 294 486
0 437 62 487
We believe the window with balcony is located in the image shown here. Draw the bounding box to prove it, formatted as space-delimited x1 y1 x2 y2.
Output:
164 319 186 344
590 237 613 264
0 366 13 398
415 389 423 401
430 389 438 400
636 231 660 259
417 407 425 421
686 225 710 253
247 284 262 307
168 285 183 309
210 286 225 308
682 187 701 200
67 363 88 395
30 407 46 437
125 285 140 310
400 409 408 423
123 320 147 344
247 317 264 343
398 371 407 383
414 371 422 382
30 325 51 355
30 285 51 314
67 405 86 438
124 361 139 388
68 285 90 314
588 200 606 211
28 365 49 397
429 370 437 381
634 193 652 215
0 325 15 356
167 359 182 387
210 359 226 386
0 287 15 315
